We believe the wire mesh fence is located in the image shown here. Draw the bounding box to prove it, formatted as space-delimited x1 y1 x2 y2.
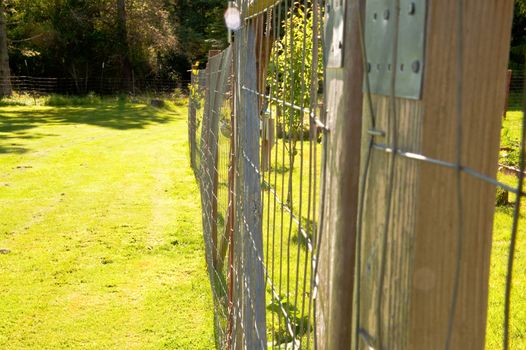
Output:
189 1 525 349
189 1 323 348
192 47 235 348
507 70 525 111
189 69 207 172
1 76 186 96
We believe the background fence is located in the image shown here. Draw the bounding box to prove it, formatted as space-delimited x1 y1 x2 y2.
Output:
2 76 185 96
189 1 524 349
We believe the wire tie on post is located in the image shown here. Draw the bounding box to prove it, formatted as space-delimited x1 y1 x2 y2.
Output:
357 328 378 350
367 128 386 137
311 116 329 132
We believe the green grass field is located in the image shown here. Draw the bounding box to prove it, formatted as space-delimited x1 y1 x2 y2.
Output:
0 95 524 349
486 111 526 350
0 97 214 349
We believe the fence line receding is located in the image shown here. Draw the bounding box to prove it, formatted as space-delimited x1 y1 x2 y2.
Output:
188 1 525 349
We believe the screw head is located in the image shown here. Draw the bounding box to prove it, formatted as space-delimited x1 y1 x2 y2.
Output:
412 60 421 73
408 2 416 15
383 9 390 20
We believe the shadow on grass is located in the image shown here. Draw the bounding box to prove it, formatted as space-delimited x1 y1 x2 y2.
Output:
0 102 178 154
0 131 61 154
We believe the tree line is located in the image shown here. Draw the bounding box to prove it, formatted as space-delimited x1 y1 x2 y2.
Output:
1 0 526 97
0 0 228 96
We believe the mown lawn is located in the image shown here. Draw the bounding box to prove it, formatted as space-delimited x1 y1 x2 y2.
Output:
0 97 214 349
486 110 526 350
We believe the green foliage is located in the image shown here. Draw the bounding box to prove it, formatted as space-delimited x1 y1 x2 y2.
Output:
45 92 103 106
267 295 312 346
510 1 526 69
173 0 228 68
267 1 323 142
495 186 510 207
487 179 526 349
189 67 205 109
266 1 322 205
0 0 226 84
1 91 186 107
0 91 37 106
500 128 521 168
4 0 178 83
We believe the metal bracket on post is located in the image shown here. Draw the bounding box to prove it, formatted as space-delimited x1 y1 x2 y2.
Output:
325 0 345 68
364 0 427 99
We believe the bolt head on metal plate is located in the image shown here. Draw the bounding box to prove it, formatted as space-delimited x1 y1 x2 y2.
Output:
364 0 427 100
325 0 345 68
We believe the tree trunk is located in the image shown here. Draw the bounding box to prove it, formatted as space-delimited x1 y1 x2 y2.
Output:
0 1 12 97
116 0 131 92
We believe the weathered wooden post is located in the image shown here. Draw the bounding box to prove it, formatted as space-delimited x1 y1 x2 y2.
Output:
227 49 236 350
318 0 515 349
209 50 222 269
188 63 200 172
0 1 12 97
316 0 364 348
200 50 222 273
232 3 268 347
353 1 514 349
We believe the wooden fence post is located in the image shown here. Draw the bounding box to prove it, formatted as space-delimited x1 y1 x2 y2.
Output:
232 25 244 349
189 63 200 172
209 50 221 269
227 46 236 350
354 1 514 349
233 18 267 349
316 0 364 348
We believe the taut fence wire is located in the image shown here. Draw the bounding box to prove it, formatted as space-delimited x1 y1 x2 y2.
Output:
190 0 324 348
188 0 524 349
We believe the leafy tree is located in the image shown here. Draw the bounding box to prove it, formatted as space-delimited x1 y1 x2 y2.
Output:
172 0 228 74
0 0 228 87
0 0 11 96
116 0 131 89
510 0 526 69
266 1 322 183
4 0 177 89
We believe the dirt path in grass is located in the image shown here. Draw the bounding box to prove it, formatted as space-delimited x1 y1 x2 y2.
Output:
0 101 214 349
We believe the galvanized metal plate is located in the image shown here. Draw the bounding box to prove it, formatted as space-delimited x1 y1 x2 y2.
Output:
325 0 345 68
365 0 427 99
